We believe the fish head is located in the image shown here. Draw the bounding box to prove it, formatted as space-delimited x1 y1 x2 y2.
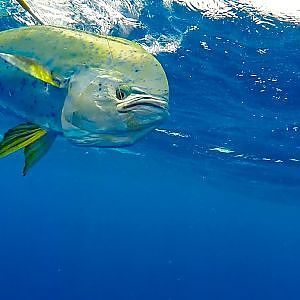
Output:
61 62 169 147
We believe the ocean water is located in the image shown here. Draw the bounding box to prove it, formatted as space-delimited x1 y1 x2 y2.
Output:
1 1 300 299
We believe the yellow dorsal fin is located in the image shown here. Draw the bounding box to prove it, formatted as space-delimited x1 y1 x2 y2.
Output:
0 53 63 88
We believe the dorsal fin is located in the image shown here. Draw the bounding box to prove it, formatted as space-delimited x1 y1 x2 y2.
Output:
0 53 65 88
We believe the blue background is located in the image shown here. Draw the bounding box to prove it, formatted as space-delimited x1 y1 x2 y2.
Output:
1 2 300 300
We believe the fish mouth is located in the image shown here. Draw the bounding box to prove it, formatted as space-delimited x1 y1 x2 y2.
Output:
117 94 168 113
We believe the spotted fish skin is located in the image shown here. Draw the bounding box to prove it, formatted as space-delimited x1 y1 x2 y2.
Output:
0 60 66 130
0 26 168 132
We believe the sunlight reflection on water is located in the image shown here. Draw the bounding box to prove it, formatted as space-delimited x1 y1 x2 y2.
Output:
7 0 300 55
8 0 143 34
166 0 300 24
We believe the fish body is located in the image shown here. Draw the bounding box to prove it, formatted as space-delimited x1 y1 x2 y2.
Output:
0 51 65 131
0 26 168 131
0 26 169 174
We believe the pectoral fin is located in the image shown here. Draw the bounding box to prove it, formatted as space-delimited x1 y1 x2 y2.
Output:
0 53 64 88
0 123 56 175
0 123 47 157
23 132 56 176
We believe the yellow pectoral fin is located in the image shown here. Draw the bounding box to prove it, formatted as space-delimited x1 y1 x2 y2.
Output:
0 123 46 158
23 132 56 176
0 123 56 175
0 53 62 88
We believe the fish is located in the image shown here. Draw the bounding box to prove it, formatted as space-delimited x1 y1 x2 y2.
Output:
0 25 169 175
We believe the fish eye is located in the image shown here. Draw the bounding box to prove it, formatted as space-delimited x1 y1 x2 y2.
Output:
116 85 131 100
116 89 126 100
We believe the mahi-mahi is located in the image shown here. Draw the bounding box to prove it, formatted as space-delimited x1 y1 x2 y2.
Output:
0 25 169 175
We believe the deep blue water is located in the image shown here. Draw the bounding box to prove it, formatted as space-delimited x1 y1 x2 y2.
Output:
1 1 300 299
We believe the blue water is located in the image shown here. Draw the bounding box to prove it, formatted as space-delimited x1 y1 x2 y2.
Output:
1 1 300 299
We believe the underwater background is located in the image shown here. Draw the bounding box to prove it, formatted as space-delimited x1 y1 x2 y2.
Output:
1 0 300 299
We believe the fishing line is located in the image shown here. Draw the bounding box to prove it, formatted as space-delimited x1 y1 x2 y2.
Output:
105 37 114 64
16 0 44 25
105 36 122 98
16 0 121 96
